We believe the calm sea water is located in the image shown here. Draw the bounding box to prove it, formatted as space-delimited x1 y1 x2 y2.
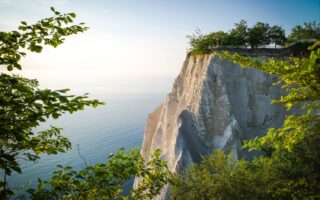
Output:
6 77 174 194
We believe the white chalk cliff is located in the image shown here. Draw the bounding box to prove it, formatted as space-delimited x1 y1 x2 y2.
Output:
135 53 286 199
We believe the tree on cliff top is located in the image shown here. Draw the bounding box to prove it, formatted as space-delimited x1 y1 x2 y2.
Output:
288 21 320 43
229 20 248 47
186 28 211 53
247 22 270 48
268 25 286 48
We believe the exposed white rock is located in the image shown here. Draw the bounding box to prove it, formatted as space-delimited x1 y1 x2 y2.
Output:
134 53 285 199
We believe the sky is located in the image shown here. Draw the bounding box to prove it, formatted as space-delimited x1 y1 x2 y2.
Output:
0 0 319 93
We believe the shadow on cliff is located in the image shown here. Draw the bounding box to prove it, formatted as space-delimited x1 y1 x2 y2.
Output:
176 110 211 166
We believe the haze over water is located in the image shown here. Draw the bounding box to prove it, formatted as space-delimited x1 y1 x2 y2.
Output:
8 75 175 190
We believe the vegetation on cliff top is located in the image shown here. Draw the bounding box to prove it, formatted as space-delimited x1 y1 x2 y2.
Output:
188 20 320 54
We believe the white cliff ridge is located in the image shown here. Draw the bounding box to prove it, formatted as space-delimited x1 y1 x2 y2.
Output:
135 53 285 199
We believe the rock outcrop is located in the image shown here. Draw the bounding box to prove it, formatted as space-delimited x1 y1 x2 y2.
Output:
135 53 286 199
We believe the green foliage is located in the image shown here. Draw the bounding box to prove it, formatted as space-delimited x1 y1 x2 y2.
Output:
0 8 104 198
187 20 318 54
229 20 248 47
268 25 286 48
0 8 171 200
0 74 103 173
0 7 88 71
27 149 171 200
221 42 320 198
208 31 231 47
187 30 231 54
170 150 277 200
247 22 270 49
186 28 211 54
172 41 320 199
288 21 320 43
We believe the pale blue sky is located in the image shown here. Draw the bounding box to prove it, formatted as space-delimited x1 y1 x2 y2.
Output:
1 0 319 34
0 0 319 91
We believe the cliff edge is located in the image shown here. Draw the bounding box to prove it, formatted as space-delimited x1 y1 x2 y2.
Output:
135 53 287 199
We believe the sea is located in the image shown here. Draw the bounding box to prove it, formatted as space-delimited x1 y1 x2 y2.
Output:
6 76 175 194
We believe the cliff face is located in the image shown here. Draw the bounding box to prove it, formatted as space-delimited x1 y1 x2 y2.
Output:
135 53 286 198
